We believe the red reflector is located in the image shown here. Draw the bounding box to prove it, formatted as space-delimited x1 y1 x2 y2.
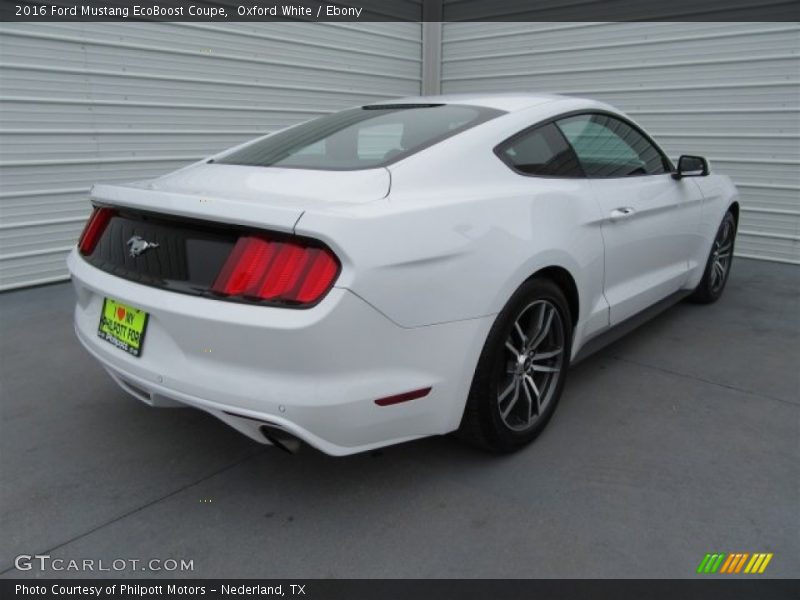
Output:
212 235 340 305
374 387 432 407
78 207 116 255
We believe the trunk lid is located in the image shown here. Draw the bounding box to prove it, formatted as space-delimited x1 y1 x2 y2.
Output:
82 163 388 302
90 163 391 233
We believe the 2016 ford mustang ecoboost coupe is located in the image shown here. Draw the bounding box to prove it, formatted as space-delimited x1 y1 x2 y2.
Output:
68 93 738 455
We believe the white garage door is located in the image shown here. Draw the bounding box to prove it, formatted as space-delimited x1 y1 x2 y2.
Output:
442 22 800 264
0 22 422 290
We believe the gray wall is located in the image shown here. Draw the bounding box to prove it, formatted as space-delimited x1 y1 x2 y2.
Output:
0 22 422 290
1 21 798 290
442 22 800 264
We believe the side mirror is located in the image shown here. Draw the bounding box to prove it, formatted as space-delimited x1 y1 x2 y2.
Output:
672 155 709 180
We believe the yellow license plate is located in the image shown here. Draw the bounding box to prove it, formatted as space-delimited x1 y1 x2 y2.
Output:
97 298 149 357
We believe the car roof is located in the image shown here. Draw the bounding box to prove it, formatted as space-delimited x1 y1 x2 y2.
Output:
366 92 595 113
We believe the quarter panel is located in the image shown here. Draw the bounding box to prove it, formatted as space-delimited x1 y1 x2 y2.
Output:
295 163 608 354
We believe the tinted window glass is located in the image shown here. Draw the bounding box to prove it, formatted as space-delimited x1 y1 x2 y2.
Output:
499 123 583 177
557 114 668 177
218 104 504 170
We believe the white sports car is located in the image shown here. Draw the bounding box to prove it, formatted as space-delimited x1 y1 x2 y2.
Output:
68 93 739 455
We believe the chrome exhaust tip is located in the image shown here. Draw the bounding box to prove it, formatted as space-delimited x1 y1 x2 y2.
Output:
260 425 302 454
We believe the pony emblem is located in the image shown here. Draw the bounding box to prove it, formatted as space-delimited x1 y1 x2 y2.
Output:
127 235 160 258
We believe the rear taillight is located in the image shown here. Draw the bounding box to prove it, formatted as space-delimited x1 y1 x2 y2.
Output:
211 235 340 306
78 207 116 255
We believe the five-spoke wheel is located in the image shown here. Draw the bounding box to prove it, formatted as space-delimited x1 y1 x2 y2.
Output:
709 216 734 294
689 210 737 304
460 278 572 452
498 300 565 432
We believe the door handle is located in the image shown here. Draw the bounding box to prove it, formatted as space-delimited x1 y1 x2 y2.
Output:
609 207 636 220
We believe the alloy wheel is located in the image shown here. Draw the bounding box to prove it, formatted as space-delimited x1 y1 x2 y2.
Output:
710 218 734 293
497 300 566 432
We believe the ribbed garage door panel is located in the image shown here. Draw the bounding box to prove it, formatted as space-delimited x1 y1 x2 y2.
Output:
442 22 800 263
0 22 422 289
2 21 796 290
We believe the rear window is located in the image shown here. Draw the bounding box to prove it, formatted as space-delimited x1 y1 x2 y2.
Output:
217 104 504 171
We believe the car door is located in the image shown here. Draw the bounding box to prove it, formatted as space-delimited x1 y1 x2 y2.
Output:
556 113 702 325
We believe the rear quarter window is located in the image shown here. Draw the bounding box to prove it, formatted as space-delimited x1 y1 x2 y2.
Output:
496 123 583 177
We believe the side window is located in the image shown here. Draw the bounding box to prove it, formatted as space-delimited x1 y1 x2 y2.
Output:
498 123 583 177
556 114 668 177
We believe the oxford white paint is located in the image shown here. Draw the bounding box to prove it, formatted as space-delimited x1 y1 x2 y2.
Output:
68 94 738 454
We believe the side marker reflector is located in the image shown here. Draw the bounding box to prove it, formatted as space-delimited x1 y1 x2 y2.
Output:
374 387 432 407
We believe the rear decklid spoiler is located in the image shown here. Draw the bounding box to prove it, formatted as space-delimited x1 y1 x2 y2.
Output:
90 163 391 233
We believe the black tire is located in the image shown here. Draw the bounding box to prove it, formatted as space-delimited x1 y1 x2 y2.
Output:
459 278 573 453
687 211 737 304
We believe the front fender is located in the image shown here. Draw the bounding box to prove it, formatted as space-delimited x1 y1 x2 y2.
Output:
684 174 740 289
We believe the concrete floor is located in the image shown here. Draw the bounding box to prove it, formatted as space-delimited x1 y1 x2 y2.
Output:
1 258 797 579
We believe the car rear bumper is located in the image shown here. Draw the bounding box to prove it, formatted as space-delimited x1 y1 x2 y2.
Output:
67 249 493 455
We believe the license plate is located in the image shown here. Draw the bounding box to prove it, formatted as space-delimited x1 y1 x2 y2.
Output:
97 298 149 357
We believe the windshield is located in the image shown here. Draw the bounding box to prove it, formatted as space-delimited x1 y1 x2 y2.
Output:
216 104 505 171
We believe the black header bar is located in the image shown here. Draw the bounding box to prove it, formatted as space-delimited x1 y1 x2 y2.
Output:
2 0 799 22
